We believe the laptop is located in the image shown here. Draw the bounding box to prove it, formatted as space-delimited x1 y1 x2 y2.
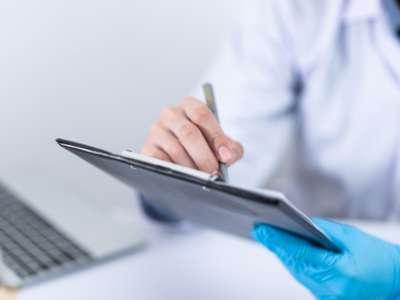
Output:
0 171 144 289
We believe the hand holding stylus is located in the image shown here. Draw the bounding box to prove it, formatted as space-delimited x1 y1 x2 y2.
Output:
140 84 244 175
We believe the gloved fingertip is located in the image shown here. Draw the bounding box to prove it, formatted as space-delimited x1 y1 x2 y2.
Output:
251 227 259 241
252 224 275 247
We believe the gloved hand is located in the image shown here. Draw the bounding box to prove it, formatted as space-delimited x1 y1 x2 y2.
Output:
252 218 400 300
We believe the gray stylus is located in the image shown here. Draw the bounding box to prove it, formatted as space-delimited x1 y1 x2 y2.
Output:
202 83 229 183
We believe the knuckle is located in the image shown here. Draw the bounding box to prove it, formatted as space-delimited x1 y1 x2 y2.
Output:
160 106 178 119
176 122 198 139
212 134 228 148
149 122 162 135
167 145 184 161
181 96 198 106
191 105 210 124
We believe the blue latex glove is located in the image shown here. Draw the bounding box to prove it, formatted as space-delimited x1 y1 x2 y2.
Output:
252 218 400 300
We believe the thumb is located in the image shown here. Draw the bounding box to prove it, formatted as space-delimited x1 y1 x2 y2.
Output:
312 218 353 251
212 134 244 165
253 224 339 269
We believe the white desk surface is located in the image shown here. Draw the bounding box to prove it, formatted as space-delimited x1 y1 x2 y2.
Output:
20 221 400 300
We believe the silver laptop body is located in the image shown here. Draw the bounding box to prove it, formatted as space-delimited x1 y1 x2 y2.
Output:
0 172 143 289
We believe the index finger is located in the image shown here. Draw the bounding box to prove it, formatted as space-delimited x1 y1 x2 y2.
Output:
181 96 224 140
182 97 244 164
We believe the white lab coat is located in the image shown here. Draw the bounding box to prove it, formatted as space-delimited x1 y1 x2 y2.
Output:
194 0 400 220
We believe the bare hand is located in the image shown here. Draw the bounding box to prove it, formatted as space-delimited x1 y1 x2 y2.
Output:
141 96 244 173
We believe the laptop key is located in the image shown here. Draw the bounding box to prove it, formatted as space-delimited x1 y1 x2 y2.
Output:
0 182 92 281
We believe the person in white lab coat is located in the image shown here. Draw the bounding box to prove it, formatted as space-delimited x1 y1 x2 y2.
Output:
140 0 400 298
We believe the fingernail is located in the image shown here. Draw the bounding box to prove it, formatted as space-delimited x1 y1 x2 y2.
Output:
218 146 233 162
251 227 262 241
252 227 264 243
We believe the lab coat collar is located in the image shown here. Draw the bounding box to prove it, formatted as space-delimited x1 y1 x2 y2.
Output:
343 0 381 22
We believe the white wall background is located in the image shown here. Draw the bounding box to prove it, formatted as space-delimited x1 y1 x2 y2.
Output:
0 0 240 206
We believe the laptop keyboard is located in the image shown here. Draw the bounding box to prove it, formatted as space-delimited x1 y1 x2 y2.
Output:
0 182 92 281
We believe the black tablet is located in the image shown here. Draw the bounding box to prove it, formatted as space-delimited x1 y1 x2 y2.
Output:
56 138 339 252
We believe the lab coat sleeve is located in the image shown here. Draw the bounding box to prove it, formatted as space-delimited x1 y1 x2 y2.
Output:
193 0 299 188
